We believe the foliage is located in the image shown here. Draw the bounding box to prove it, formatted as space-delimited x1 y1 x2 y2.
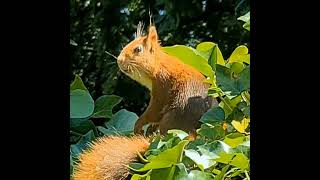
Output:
70 1 250 178
69 37 250 180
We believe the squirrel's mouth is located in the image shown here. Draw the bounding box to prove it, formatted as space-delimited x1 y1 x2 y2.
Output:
117 59 132 74
117 58 152 90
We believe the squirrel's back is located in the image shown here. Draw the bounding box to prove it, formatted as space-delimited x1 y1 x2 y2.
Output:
73 136 150 180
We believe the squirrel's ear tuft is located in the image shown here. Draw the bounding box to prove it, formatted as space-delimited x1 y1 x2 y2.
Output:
147 26 158 52
148 26 158 41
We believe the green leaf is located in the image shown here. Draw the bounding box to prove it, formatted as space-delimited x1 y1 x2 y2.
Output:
70 39 78 46
150 167 175 180
199 107 225 124
129 163 146 171
70 89 94 118
223 133 246 148
229 153 249 170
215 152 235 164
92 95 122 118
175 163 188 175
230 62 245 74
70 75 88 91
243 21 250 31
105 109 138 135
240 140 250 147
70 117 95 134
233 144 250 158
136 140 189 172
186 139 206 150
198 141 232 157
230 95 243 107
237 12 250 31
231 117 250 133
216 65 250 96
215 153 249 170
131 169 152 180
184 149 216 170
167 129 189 140
96 126 118 136
70 145 81 161
228 45 250 65
239 66 250 91
196 42 225 70
237 12 250 22
175 170 213 180
151 134 181 152
213 165 230 180
70 130 96 158
197 124 225 140
162 45 214 78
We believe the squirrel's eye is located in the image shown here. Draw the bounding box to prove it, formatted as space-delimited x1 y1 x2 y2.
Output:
134 45 143 54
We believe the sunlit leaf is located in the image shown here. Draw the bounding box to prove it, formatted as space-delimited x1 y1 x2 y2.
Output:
162 45 214 78
231 118 250 133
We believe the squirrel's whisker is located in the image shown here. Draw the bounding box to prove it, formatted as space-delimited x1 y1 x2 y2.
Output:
105 50 118 60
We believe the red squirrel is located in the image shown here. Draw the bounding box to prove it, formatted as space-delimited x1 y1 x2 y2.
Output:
73 24 217 180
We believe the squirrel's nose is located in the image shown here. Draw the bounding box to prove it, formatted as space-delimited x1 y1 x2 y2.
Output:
117 53 125 64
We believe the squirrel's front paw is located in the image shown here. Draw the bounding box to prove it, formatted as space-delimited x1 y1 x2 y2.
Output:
134 123 144 135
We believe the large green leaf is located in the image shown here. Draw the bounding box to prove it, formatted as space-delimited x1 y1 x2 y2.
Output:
92 95 122 118
229 153 249 170
199 107 225 124
223 133 246 148
150 167 175 180
228 45 250 65
215 152 249 170
70 89 94 118
104 109 138 134
70 75 88 91
196 42 225 70
162 45 214 78
216 65 250 96
136 140 189 172
197 124 225 140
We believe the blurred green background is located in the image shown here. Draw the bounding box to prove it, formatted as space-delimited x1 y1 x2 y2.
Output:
70 0 250 116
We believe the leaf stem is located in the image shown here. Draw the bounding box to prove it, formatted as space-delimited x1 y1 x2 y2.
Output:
244 170 250 180
219 92 233 112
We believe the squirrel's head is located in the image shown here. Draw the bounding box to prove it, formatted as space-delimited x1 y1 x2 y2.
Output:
117 24 160 90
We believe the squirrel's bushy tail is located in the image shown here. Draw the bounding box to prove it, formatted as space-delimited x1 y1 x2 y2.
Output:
73 135 150 180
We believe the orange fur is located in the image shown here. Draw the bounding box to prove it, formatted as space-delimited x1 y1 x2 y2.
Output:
73 136 150 180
